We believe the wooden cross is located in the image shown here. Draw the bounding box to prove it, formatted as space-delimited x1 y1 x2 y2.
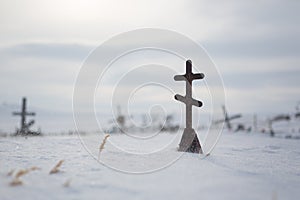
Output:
174 60 204 153
268 114 290 137
12 97 36 135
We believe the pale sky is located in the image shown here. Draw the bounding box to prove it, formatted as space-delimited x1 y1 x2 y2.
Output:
0 0 299 132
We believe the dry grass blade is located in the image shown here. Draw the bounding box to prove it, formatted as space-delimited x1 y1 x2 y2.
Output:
14 166 40 179
9 166 40 186
49 160 64 174
10 178 23 186
30 166 41 171
100 134 110 151
98 134 110 160
15 169 30 179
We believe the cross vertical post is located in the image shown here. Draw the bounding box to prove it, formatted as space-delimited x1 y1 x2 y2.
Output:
174 60 204 153
222 105 231 130
21 97 27 131
186 61 192 130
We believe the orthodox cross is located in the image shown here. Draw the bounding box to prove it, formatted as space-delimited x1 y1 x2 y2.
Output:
174 60 204 153
12 97 36 135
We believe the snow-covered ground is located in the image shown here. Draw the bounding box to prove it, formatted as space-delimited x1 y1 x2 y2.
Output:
0 131 300 200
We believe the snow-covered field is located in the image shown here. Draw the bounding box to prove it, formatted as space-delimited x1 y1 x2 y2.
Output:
1 131 300 200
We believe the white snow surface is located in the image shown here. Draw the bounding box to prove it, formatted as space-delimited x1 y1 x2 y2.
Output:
0 131 300 200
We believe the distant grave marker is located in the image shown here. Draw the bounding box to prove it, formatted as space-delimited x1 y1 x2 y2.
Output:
214 105 242 130
174 60 204 154
12 97 40 136
269 114 290 137
116 105 126 133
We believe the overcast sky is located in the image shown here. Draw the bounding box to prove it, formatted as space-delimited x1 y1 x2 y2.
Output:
0 0 299 132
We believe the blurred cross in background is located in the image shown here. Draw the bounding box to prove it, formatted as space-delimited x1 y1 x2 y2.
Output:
214 105 242 130
12 97 39 136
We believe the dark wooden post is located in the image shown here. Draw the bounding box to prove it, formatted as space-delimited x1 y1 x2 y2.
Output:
174 60 204 153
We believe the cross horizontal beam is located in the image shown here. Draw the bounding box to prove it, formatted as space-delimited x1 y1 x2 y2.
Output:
12 112 35 116
174 73 205 82
214 114 242 124
228 114 242 121
271 115 290 122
